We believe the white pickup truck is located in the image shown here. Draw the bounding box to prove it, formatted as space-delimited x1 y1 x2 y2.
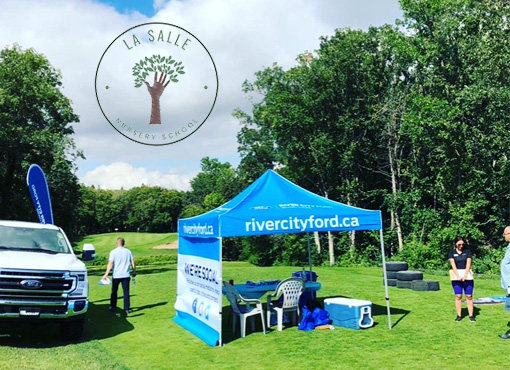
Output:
0 220 95 340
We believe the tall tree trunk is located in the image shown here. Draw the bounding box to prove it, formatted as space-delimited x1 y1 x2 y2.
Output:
328 231 335 266
322 190 335 266
349 231 356 257
388 115 404 252
314 231 321 253
346 194 356 257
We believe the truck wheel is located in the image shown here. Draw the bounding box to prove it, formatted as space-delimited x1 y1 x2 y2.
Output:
396 280 413 289
396 270 423 281
385 271 398 279
384 278 398 286
60 317 85 341
412 280 440 291
385 262 408 271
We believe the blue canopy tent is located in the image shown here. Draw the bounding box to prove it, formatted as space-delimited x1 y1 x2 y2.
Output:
174 169 392 346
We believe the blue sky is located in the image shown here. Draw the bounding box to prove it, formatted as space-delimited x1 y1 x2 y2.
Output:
98 0 157 17
0 0 403 190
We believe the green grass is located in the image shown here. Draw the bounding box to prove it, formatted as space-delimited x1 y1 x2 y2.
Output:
2 233 510 369
76 232 178 258
77 232 178 269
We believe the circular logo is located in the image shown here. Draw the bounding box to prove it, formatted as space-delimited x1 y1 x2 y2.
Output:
20 279 43 289
95 22 218 145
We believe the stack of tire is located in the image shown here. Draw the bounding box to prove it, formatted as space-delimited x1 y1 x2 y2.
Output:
384 261 440 291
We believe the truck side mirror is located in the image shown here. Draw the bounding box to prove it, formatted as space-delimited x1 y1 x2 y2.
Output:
82 243 96 261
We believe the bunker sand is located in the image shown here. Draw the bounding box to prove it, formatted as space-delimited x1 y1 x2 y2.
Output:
152 240 178 249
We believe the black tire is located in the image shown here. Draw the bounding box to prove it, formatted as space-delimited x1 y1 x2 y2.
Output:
385 262 409 272
396 280 413 289
396 270 423 281
60 317 85 341
385 278 398 286
412 280 440 291
385 271 398 279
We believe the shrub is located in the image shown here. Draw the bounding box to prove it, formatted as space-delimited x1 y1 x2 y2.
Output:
472 245 506 275
393 240 446 270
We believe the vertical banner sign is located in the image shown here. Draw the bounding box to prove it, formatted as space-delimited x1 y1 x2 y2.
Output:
26 164 54 225
174 236 222 346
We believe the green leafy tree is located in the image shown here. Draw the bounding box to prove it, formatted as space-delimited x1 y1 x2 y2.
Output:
0 45 83 236
75 185 184 234
75 186 120 235
186 157 241 206
117 186 184 232
398 0 510 250
234 108 276 183
236 28 401 265
132 54 185 124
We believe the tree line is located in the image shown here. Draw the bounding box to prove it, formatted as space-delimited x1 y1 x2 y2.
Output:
233 0 510 271
2 0 510 273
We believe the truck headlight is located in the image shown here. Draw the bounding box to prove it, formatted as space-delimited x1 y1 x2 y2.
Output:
70 273 88 297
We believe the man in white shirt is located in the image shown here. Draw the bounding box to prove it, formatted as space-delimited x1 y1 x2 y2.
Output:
102 237 135 315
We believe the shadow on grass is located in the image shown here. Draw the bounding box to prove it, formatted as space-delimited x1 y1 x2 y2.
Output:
220 295 411 344
89 295 168 319
83 301 134 341
0 301 134 348
0 296 168 348
0 321 65 348
461 305 481 319
221 304 267 345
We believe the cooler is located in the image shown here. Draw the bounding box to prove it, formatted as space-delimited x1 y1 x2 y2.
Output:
82 243 96 261
324 297 373 330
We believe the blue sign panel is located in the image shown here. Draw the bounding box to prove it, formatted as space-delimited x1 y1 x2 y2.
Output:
26 164 54 225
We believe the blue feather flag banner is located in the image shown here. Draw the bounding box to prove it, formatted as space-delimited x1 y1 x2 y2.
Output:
26 164 54 225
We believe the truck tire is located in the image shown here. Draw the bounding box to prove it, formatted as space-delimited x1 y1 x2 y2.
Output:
396 280 413 289
412 280 440 291
385 271 398 279
396 270 423 281
385 262 408 271
60 317 85 341
385 278 397 286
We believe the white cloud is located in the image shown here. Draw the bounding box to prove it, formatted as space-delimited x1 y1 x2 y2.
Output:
81 162 196 191
0 0 403 190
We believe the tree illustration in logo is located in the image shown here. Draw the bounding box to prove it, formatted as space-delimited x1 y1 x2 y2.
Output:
132 54 186 124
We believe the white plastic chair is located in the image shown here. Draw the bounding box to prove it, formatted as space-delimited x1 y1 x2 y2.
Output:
266 277 304 331
223 281 266 337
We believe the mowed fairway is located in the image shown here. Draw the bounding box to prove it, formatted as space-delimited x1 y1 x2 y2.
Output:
1 233 509 369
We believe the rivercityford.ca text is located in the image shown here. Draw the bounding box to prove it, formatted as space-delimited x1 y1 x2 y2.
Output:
245 215 360 233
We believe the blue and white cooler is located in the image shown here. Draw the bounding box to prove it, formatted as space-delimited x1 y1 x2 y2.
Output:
324 297 373 330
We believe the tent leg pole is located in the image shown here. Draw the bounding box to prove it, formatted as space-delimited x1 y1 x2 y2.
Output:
379 229 392 329
307 233 313 274
219 237 223 346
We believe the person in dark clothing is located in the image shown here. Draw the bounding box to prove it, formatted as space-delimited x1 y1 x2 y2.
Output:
102 237 136 315
448 236 475 322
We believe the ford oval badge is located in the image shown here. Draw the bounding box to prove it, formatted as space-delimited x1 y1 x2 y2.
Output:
20 279 43 289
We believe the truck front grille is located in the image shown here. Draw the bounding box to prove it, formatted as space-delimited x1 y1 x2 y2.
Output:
0 269 76 298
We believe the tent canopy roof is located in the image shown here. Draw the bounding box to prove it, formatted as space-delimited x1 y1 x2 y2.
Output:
178 169 382 238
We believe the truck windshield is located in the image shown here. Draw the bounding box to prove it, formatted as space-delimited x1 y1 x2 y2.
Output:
0 225 71 254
